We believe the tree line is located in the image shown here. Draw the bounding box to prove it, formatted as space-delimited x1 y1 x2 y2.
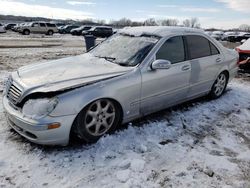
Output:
1 14 250 31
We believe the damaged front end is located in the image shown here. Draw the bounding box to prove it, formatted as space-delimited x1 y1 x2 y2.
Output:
2 74 80 145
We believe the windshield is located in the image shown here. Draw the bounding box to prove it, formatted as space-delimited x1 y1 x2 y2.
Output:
90 34 159 66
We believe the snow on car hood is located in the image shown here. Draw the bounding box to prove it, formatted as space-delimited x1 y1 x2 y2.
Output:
16 53 134 93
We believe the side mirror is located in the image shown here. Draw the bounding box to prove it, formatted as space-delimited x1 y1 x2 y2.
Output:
151 59 171 70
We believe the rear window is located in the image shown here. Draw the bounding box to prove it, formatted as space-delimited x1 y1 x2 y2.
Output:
46 23 56 27
84 27 91 30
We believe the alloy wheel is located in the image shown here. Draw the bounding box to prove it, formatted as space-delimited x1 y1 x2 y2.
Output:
84 99 116 136
213 73 227 97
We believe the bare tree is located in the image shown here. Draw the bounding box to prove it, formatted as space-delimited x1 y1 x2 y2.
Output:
239 24 250 32
183 18 201 28
96 19 106 25
144 18 158 26
110 18 132 27
160 19 179 26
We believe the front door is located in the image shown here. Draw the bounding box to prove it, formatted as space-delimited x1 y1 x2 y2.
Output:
140 36 191 115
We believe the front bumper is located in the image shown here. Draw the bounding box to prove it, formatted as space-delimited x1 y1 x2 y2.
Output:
2 96 76 146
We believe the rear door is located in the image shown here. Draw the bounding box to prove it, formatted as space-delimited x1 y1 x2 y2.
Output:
140 36 191 115
185 35 224 98
39 23 47 34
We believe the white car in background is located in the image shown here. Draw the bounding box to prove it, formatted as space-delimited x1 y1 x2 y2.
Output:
0 23 6 33
204 31 212 36
211 31 224 41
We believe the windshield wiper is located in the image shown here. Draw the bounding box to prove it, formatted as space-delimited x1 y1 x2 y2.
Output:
95 55 131 67
95 55 116 62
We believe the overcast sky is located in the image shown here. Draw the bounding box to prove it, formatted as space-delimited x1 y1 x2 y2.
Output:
0 0 249 29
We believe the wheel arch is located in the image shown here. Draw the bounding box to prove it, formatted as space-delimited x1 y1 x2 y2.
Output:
69 97 124 140
23 29 30 34
47 30 54 35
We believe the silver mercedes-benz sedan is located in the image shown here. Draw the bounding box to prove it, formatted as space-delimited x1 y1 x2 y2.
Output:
3 26 238 145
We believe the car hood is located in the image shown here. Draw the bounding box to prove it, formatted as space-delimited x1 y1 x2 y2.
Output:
16 53 134 94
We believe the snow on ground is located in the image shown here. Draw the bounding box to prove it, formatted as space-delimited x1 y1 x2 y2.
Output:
0 32 249 188
0 79 250 188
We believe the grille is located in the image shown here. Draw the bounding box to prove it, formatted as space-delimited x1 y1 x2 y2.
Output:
6 78 23 105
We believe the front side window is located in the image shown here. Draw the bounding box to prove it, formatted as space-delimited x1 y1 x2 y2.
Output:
156 36 185 64
32 23 39 27
90 34 159 66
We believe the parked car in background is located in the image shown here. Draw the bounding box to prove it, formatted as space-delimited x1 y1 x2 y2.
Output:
71 25 92 36
55 23 65 28
204 31 212 36
58 25 80 34
0 23 6 33
221 31 238 41
12 23 26 32
236 38 250 71
2 26 238 145
228 32 250 43
211 31 224 41
82 26 113 38
19 22 58 35
4 23 17 30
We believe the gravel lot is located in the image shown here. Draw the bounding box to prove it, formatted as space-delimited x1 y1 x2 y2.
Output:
0 32 249 188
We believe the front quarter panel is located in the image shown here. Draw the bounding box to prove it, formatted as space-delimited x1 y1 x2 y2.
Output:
49 68 141 123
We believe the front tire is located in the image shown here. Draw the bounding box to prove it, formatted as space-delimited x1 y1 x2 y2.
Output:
23 29 30 35
74 99 121 143
209 72 228 99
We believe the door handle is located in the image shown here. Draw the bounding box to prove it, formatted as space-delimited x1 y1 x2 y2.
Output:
182 65 191 71
216 58 222 63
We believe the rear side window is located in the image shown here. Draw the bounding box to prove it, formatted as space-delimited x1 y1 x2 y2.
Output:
210 42 219 55
46 23 56 27
156 36 185 64
40 23 46 27
186 35 211 59
186 35 220 59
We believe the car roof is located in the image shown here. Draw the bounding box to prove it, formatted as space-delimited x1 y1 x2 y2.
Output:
118 26 204 38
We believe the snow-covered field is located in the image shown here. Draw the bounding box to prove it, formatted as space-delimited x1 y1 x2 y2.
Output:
0 33 249 188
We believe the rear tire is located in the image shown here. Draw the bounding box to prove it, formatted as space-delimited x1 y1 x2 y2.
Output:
47 30 54 35
209 72 228 99
73 99 122 143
